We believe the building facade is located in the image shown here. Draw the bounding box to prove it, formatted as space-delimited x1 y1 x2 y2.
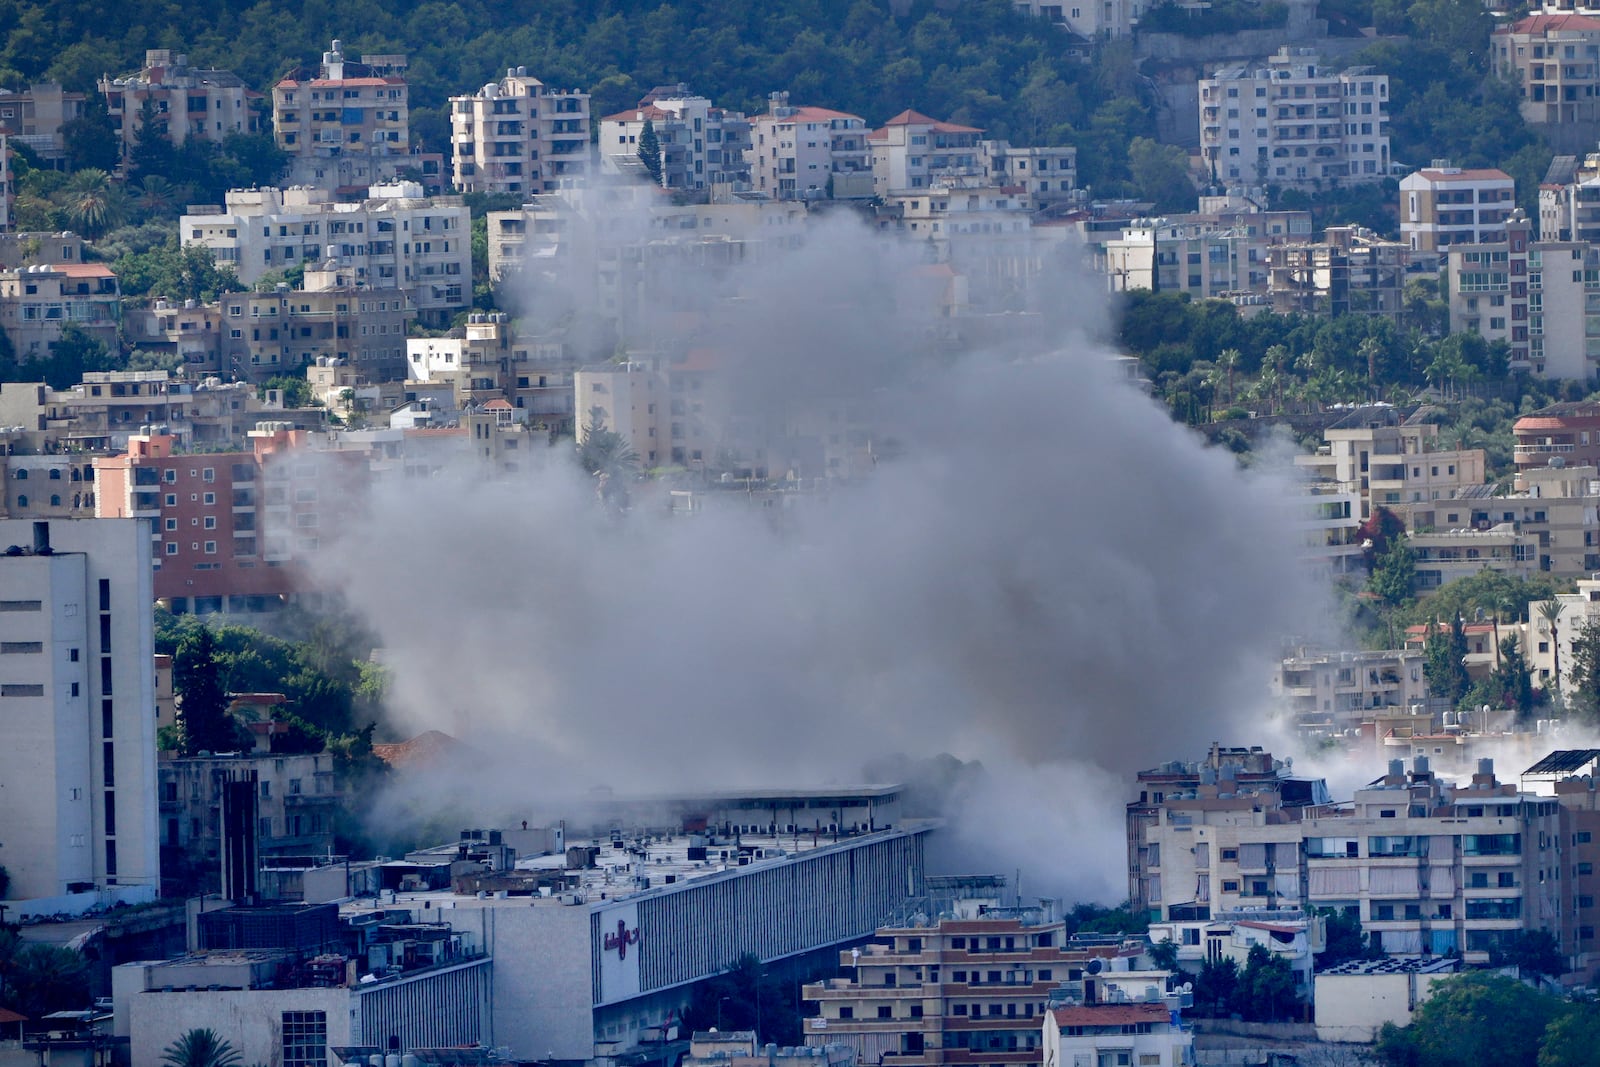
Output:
1401 166 1517 254
0 518 159 908
1493 12 1600 126
0 262 120 364
599 85 750 194
1199 49 1390 189
271 42 411 189
746 95 872 201
451 67 591 196
99 50 260 165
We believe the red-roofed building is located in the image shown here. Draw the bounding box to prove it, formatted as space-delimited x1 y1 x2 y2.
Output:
1400 166 1516 254
871 110 986 196
1043 998 1190 1067
272 41 410 191
0 261 120 363
598 85 750 194
1495 12 1600 125
746 92 871 201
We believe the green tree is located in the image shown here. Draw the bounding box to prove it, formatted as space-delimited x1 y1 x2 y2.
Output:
1127 136 1196 213
59 168 125 237
637 119 662 185
1539 1009 1600 1067
1374 973 1562 1067
1235 943 1298 1022
1567 616 1600 724
0 943 89 1019
60 93 119 172
1537 600 1567 695
1193 956 1240 1017
1489 929 1564 980
160 1028 243 1067
1423 615 1471 708
1369 536 1416 608
1491 633 1537 722
1316 908 1383 970
174 626 242 756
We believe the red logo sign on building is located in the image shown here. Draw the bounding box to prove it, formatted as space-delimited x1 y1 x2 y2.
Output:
604 918 641 960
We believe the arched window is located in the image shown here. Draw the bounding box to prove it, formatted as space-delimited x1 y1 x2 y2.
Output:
15 495 26 508
48 469 61 480
14 468 26 480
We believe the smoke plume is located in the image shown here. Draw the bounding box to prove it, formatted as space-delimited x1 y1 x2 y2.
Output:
312 203 1323 903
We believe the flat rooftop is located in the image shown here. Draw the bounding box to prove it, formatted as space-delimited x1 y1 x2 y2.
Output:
1320 956 1458 976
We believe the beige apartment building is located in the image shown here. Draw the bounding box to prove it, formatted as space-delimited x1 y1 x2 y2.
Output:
1401 166 1516 254
123 299 223 376
871 110 986 196
405 312 574 434
271 41 410 189
1275 648 1427 734
0 83 84 163
0 262 120 363
1294 405 1487 523
450 68 590 196
1267 224 1409 316
746 93 873 201
1494 12 1600 126
99 50 260 166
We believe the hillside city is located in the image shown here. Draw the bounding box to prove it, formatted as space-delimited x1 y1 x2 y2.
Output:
4 0 1600 1066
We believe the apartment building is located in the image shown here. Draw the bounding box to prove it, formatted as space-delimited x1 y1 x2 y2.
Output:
1275 648 1427 734
1408 523 1539 588
1515 402 1600 482
599 85 750 194
2 454 97 519
217 259 416 382
271 41 410 189
871 110 987 196
1418 463 1600 577
980 141 1078 204
1493 12 1600 126
450 67 590 196
1127 745 1328 921
0 83 85 164
1293 405 1487 523
1401 166 1516 254
1104 221 1267 298
181 182 468 324
0 262 120 363
93 427 364 616
158 752 342 896
99 50 260 165
123 299 223 375
1148 908 1322 997
1199 49 1390 189
405 312 575 434
1012 0 1153 40
1523 750 1600 980
0 518 159 911
1268 225 1409 316
803 900 1134 1067
746 93 872 201
1042 995 1191 1067
1528 575 1600 690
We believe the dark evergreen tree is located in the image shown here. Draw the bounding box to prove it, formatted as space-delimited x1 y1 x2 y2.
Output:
637 119 662 185
1423 615 1471 708
174 626 240 756
1491 633 1537 722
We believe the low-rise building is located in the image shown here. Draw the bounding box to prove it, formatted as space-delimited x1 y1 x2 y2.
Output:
1514 402 1600 476
122 299 224 376
0 262 120 364
1148 908 1322 1000
1267 225 1409 317
1041 970 1192 1067
1294 405 1487 524
0 83 85 164
1312 957 1460 1042
1407 523 1540 588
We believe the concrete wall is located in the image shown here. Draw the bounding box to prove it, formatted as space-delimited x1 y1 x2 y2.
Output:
128 985 352 1067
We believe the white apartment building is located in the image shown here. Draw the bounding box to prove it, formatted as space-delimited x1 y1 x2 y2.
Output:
0 518 158 912
271 41 410 190
599 85 751 193
981 140 1079 204
1042 981 1192 1067
99 50 260 164
181 182 469 324
1408 523 1540 589
1148 908 1322 997
1401 166 1516 254
746 93 873 201
450 67 590 197
1104 221 1268 298
1529 574 1600 690
1199 48 1390 189
1013 0 1152 40
871 110 986 196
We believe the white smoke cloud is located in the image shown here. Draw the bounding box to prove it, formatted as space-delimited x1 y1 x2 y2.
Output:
312 202 1326 904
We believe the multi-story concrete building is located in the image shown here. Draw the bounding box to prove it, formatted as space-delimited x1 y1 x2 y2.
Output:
158 752 342 896
217 258 416 381
0 261 120 363
1401 166 1517 254
746 94 872 201
804 897 1137 1067
1523 749 1600 980
1528 575 1600 690
99 50 260 166
1275 647 1427 734
450 67 590 196
1199 49 1390 189
405 312 575 434
0 83 85 164
1103 220 1267 299
1040 970 1193 1067
1493 11 1600 126
980 140 1078 205
123 299 224 376
1408 523 1540 589
599 85 749 195
0 518 159 912
1148 907 1322 998
1514 401 1600 476
1418 462 1600 577
271 42 410 190
871 110 987 196
1294 405 1487 523
1013 0 1154 40
93 427 364 616
2 453 97 519
182 182 468 324
1268 225 1409 316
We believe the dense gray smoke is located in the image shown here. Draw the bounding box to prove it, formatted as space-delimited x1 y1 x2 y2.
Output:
314 206 1321 903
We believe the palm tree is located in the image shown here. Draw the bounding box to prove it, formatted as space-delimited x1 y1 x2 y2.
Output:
1358 336 1383 399
134 175 177 219
1538 600 1566 694
1217 348 1242 407
160 1028 243 1067
60 169 125 237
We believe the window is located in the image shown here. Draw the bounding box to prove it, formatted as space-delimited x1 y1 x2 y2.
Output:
282 1011 327 1067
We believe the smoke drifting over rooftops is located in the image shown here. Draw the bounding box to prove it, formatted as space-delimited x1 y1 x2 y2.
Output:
313 205 1320 903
